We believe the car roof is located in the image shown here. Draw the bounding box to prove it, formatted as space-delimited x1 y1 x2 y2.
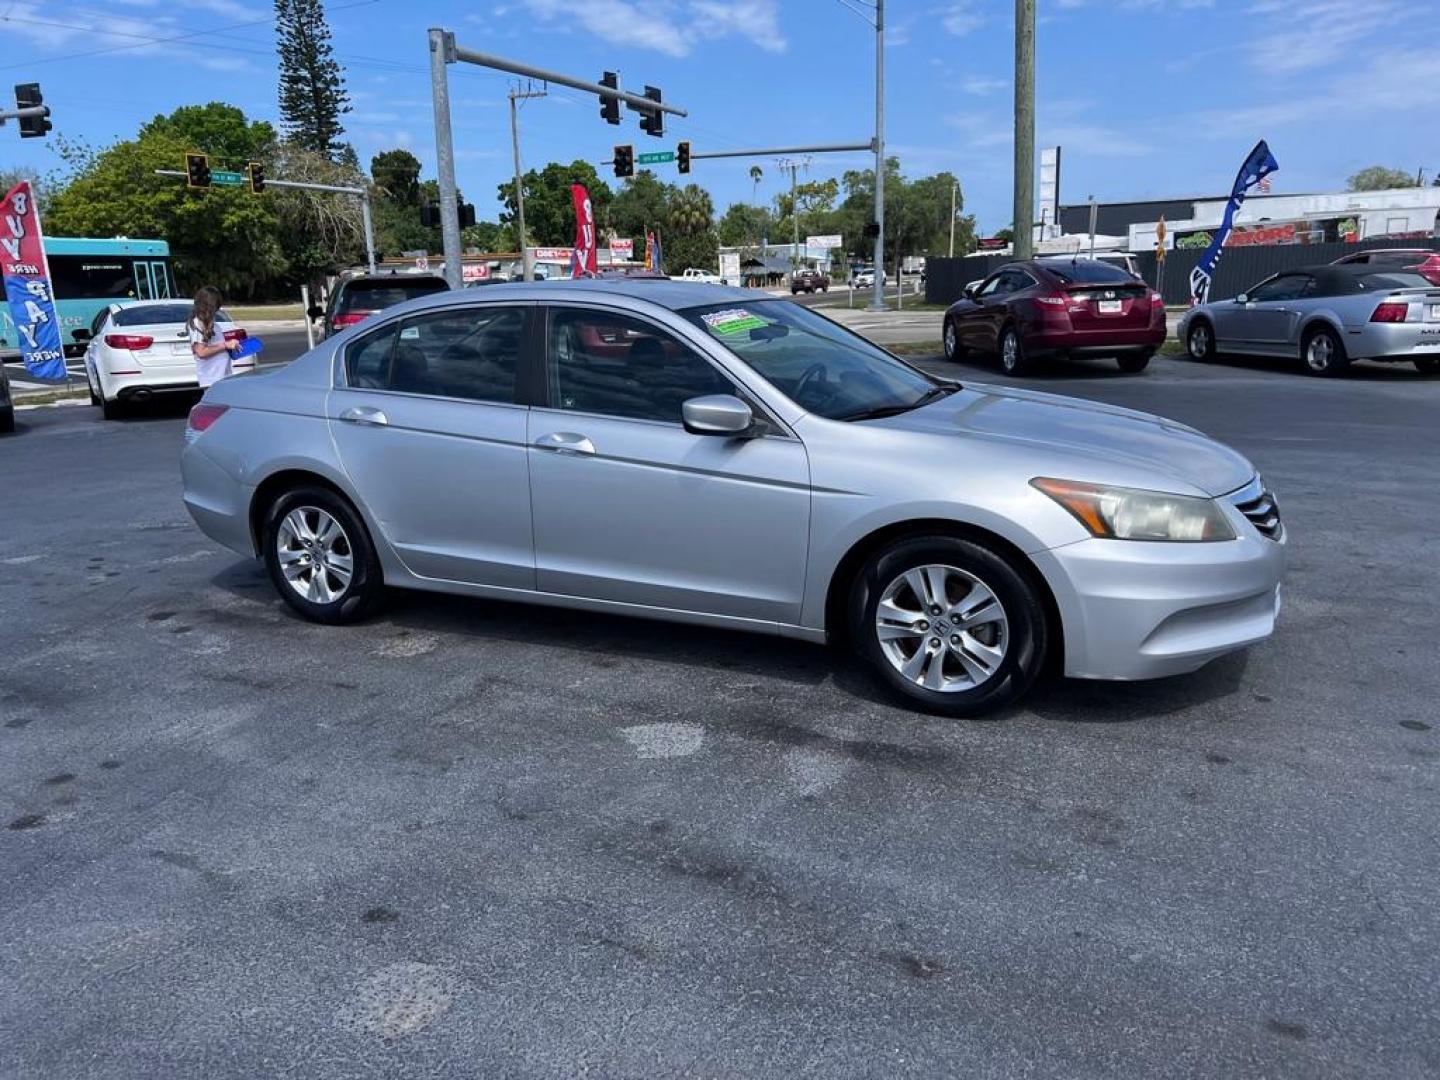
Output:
339 273 449 287
400 277 755 312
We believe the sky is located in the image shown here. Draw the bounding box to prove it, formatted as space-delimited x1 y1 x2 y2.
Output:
4 0 1438 235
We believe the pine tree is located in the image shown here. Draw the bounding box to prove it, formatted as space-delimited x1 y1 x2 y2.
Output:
275 0 351 159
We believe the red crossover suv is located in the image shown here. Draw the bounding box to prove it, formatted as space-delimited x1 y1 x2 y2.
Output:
943 259 1166 375
1331 248 1440 286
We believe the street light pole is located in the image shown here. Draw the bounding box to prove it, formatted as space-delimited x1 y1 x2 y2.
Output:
869 0 886 311
948 179 957 257
1013 0 1036 261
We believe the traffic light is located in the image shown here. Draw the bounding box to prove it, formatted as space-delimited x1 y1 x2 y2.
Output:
247 161 265 194
613 144 634 179
599 71 620 125
677 140 691 175
15 83 51 139
458 201 476 229
638 85 663 138
420 203 440 228
185 152 211 188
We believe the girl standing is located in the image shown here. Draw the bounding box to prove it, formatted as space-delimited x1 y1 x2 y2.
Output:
187 285 239 388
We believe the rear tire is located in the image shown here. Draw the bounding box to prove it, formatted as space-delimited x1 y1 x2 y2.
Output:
849 535 1048 717
999 325 1033 376
1186 319 1216 361
1415 357 1440 375
87 368 101 407
100 395 122 420
1301 326 1349 377
262 485 385 625
0 408 13 435
1117 351 1152 374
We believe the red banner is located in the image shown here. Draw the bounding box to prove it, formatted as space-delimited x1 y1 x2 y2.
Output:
570 184 597 278
2 181 66 381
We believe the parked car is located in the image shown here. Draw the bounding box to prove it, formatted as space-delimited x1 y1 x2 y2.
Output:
791 269 830 295
0 350 13 434
1331 248 1440 286
72 300 251 419
944 259 1165 375
671 267 722 285
1179 265 1440 376
310 271 450 339
182 280 1285 718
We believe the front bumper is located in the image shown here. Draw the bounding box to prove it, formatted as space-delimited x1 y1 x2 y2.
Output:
1032 497 1286 681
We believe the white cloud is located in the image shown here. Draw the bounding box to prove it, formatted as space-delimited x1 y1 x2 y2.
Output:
960 74 1007 95
520 0 785 57
937 1 986 36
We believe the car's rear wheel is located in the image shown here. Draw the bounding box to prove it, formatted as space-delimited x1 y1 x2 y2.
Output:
262 486 384 624
850 536 1048 717
1186 320 1216 361
1302 326 1349 377
1117 351 1152 374
0 407 13 435
86 367 101 407
100 394 123 420
999 326 1032 376
1414 357 1440 375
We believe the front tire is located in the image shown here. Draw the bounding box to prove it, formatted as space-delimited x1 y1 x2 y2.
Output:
1117 351 1152 374
1302 326 1349 377
1186 319 1216 361
1415 357 1440 375
999 325 1033 376
262 486 385 624
849 536 1048 717
942 317 966 362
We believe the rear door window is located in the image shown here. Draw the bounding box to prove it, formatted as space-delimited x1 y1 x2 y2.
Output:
344 306 526 402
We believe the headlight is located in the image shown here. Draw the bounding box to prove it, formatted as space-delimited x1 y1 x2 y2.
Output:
1031 478 1235 542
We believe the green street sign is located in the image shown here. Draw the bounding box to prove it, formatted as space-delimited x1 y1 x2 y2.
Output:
637 151 675 165
210 169 246 186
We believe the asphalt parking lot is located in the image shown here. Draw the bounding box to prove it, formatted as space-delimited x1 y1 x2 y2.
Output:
2 347 1438 1078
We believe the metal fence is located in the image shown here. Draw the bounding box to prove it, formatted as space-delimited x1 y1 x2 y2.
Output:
925 238 1440 307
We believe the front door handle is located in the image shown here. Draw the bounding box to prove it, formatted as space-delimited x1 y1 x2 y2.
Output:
339 405 389 427
534 431 595 456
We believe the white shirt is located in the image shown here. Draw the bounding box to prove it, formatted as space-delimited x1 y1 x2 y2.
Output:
188 319 232 388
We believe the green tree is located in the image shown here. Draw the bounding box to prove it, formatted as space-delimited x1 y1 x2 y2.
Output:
717 202 771 247
140 102 276 164
1346 166 1419 192
275 0 351 158
371 149 422 205
608 170 672 243
496 160 611 246
664 184 718 273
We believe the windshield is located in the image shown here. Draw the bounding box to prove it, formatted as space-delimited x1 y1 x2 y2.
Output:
682 300 946 421
1043 260 1135 285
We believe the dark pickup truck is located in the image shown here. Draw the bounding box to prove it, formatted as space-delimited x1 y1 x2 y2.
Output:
791 269 831 295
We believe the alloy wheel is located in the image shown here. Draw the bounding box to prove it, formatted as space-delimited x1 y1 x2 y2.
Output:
1189 325 1210 359
944 321 957 359
874 563 1010 692
276 506 354 604
1306 334 1333 371
1001 332 1019 372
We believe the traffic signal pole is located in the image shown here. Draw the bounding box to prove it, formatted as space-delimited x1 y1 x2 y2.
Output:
155 170 377 273
870 0 886 312
427 27 687 288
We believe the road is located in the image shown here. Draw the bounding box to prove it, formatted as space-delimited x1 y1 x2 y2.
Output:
2 349 1438 1078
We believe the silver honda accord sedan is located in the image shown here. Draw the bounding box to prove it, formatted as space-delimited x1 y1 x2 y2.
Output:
181 280 1285 716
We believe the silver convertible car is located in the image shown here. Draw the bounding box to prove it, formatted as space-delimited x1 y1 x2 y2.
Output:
182 280 1285 716
1179 264 1440 376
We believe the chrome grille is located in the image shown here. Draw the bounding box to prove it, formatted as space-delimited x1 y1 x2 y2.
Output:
1233 477 1282 541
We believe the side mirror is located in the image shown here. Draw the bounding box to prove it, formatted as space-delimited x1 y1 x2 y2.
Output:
306 305 324 320
71 328 92 343
682 393 753 437
963 284 978 300
1234 293 1249 304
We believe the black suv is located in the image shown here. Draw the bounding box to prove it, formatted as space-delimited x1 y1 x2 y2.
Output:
310 271 450 339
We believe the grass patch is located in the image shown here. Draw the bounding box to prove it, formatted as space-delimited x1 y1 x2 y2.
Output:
1158 339 1186 357
227 303 305 322
15 390 88 408
885 340 944 357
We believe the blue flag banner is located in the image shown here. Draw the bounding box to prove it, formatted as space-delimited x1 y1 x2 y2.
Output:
1 180 66 382
1188 140 1279 306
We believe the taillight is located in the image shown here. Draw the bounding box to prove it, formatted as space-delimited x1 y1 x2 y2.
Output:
186 403 229 435
332 312 370 330
104 334 154 350
1035 294 1066 307
1150 291 1165 306
1371 302 1410 323
223 328 248 343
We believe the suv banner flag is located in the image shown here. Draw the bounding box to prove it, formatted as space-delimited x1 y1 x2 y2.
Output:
1 180 66 382
1188 141 1278 306
569 184 597 278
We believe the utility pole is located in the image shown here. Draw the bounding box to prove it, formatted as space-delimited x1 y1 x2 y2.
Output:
509 83 547 282
948 179 958 257
428 29 463 288
870 0 886 311
1013 0 1036 261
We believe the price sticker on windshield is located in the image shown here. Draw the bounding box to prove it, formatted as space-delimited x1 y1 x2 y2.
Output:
701 308 768 336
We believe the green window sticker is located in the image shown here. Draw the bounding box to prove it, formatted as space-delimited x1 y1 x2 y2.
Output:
701 308 769 336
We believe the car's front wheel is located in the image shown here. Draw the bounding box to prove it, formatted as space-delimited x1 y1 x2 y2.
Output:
999 325 1032 376
1186 320 1216 361
942 317 965 362
262 486 385 624
850 536 1048 717
1302 326 1349 377
1414 357 1440 375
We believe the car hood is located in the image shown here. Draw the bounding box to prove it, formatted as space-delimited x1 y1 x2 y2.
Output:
874 382 1254 497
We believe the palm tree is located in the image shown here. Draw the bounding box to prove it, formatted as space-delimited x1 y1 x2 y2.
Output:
749 165 763 204
668 184 714 236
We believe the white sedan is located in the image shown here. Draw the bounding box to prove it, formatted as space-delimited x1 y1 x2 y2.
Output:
77 300 251 419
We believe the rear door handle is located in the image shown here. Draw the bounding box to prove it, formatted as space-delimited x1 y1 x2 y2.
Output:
534 431 595 456
338 405 388 427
